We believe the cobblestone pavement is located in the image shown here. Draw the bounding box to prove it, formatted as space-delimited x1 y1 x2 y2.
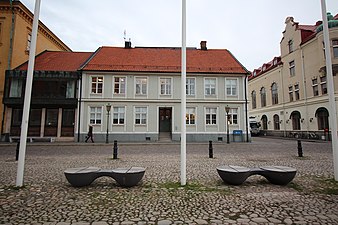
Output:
0 137 337 225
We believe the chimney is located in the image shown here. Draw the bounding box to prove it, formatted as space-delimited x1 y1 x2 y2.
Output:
200 41 207 50
125 40 131 49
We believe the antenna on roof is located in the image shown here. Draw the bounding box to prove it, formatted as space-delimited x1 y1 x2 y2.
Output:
123 30 127 41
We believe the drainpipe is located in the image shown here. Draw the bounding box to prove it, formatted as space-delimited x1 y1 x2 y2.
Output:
2 0 16 135
77 73 82 142
280 68 287 137
244 73 249 142
301 48 309 135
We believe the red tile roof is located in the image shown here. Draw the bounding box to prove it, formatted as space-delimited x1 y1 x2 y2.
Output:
82 46 248 74
17 51 93 71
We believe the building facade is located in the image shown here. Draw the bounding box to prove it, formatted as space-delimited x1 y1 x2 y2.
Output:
0 0 71 139
248 14 338 140
79 42 250 142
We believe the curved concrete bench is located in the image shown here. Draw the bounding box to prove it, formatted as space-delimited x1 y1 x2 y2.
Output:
217 165 296 185
64 166 145 187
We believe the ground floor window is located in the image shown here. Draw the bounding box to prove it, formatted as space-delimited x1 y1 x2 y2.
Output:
290 111 301 130
205 108 217 125
273 114 280 130
261 115 268 130
316 107 329 130
135 107 147 125
90 107 102 125
186 107 196 125
113 107 125 125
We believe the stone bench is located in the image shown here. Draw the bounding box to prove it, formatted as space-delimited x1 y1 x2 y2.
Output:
217 165 296 185
64 166 145 187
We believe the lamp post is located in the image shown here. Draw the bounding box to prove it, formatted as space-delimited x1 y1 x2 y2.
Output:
225 105 230 144
106 103 111 144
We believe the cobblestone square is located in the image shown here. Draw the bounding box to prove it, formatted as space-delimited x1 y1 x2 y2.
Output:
0 137 338 225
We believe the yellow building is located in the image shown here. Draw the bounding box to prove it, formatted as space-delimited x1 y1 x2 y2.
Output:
0 0 71 139
248 14 338 140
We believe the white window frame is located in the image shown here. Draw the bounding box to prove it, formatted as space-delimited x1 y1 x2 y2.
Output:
186 77 196 96
89 106 102 125
159 77 172 95
186 107 196 125
294 84 300 100
205 107 217 125
320 76 327 94
332 39 338 58
288 39 293 53
134 106 147 125
288 86 294 102
204 78 217 96
90 76 103 94
113 106 125 125
226 78 238 96
114 76 126 94
135 77 148 96
289 61 295 77
312 78 319 96
26 33 32 51
228 108 238 125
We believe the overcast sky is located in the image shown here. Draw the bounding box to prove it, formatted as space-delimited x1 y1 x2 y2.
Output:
20 0 337 72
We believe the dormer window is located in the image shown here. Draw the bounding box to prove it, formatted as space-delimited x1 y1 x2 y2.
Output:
262 65 266 71
253 71 256 76
288 39 294 53
273 58 278 65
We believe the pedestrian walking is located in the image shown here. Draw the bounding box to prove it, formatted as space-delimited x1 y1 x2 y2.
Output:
85 125 94 143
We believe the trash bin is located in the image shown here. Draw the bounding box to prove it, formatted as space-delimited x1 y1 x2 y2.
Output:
233 130 243 142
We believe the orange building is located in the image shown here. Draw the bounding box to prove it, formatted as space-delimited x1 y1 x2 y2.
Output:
0 0 71 140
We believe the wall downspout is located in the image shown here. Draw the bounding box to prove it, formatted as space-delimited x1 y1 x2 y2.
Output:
2 0 15 136
280 67 286 137
77 73 82 142
244 73 249 142
301 48 309 134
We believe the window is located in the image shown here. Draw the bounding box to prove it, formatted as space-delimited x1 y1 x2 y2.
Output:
205 108 217 125
9 78 23 97
226 79 237 96
66 81 75 98
205 78 216 96
288 40 294 53
251 91 256 109
114 77 126 94
135 77 147 95
289 61 295 76
289 86 293 102
135 107 147 125
186 78 195 96
260 87 266 107
91 76 103 94
186 107 196 125
113 107 125 125
320 76 327 94
271 83 278 105
228 108 238 125
316 108 329 130
26 33 31 51
291 111 301 130
160 78 172 95
312 78 319 96
294 84 300 100
273 114 280 130
90 107 102 125
333 39 338 58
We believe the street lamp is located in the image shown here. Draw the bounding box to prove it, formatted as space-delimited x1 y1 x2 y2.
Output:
106 103 111 143
225 105 230 144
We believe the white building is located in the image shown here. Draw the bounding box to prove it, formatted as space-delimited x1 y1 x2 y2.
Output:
78 41 250 142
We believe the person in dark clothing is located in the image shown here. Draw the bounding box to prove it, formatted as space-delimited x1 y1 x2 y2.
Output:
85 125 94 143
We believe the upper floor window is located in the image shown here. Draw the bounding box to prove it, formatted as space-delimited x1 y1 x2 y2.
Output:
226 79 237 96
294 84 300 100
312 78 319 96
113 106 125 125
135 77 147 95
251 90 256 109
186 78 195 96
114 77 126 94
228 108 238 125
91 76 103 94
205 107 217 125
26 33 32 51
289 86 294 102
9 78 23 97
90 107 102 125
320 76 327 94
186 107 196 125
260 87 266 107
333 39 338 58
160 78 172 95
288 39 294 53
271 83 278 105
135 107 147 125
205 78 216 96
289 61 295 76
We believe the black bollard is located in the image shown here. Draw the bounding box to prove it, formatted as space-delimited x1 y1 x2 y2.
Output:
113 140 118 159
297 140 303 157
16 141 20 161
209 140 213 158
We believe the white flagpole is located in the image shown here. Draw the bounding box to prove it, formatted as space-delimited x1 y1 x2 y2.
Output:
321 0 338 181
16 0 42 187
180 0 187 186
